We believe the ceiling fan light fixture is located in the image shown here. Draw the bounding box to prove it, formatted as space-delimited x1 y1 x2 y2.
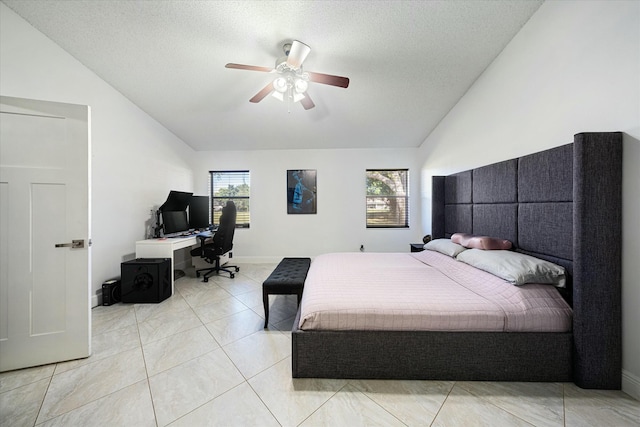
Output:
271 91 284 101
273 77 288 93
293 92 306 103
294 78 308 94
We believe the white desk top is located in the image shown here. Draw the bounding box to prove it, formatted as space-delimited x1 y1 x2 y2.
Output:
136 235 198 251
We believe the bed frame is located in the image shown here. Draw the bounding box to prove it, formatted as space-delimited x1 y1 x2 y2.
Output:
291 132 622 389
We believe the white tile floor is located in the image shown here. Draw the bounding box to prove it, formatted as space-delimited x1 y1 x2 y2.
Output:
1 263 639 426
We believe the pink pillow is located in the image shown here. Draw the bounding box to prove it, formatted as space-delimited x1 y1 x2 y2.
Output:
451 233 512 250
451 233 473 245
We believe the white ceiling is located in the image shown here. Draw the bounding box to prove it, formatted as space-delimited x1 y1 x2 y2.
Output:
3 0 543 151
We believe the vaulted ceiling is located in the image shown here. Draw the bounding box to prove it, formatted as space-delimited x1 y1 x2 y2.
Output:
3 0 543 151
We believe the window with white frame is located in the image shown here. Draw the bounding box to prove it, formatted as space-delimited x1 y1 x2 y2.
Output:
366 169 409 228
209 170 250 228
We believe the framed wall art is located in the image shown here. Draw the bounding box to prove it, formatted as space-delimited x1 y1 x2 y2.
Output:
287 169 317 214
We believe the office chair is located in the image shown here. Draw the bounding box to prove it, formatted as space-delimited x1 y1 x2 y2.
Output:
191 201 240 281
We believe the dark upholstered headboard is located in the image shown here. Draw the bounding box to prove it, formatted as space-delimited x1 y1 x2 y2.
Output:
432 132 622 389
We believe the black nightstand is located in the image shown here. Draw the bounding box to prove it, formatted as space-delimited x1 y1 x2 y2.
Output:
410 243 425 252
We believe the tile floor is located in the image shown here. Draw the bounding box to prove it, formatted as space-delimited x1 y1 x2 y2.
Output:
1 263 639 426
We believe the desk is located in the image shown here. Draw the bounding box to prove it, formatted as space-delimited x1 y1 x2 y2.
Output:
135 236 198 294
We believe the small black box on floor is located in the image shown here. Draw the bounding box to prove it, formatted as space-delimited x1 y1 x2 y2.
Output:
102 279 121 306
120 258 171 303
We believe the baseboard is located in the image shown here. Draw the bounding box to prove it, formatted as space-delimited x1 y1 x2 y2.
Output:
91 293 99 308
622 369 640 400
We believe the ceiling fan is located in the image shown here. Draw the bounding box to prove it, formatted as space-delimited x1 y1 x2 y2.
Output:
225 40 350 110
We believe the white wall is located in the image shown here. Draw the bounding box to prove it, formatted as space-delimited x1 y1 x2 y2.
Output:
191 147 423 262
418 1 640 398
0 4 196 306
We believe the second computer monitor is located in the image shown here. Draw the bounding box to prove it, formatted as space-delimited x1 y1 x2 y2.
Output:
189 195 210 229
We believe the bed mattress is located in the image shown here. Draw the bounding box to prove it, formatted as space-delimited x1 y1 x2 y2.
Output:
298 251 572 332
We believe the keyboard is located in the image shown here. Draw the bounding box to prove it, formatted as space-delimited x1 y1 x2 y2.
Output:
164 228 216 238
163 229 197 238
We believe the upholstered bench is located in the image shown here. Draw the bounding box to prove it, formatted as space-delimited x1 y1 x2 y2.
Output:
262 257 311 328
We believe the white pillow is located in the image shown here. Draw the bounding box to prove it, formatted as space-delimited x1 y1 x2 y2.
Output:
456 249 566 287
424 239 467 258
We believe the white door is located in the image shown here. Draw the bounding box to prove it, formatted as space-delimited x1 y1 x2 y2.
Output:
0 96 91 372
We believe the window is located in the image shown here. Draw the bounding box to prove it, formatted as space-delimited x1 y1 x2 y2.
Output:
209 170 250 228
366 169 409 228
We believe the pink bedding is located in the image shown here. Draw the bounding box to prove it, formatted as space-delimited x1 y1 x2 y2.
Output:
298 251 572 332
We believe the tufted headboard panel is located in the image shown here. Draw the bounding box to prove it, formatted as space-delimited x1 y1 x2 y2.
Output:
431 132 622 389
434 144 574 267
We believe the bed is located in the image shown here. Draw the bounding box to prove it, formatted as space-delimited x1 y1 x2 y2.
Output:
291 132 622 389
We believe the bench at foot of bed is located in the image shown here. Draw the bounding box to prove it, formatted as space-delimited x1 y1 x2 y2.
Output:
263 257 311 328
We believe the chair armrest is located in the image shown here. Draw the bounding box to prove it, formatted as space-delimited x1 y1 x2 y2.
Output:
191 232 213 258
197 235 208 257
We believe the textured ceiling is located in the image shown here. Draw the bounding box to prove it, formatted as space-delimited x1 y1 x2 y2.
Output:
2 0 543 151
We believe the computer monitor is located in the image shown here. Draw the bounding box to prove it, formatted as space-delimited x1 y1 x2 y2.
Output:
188 195 210 229
161 210 189 235
159 190 192 212
159 190 193 235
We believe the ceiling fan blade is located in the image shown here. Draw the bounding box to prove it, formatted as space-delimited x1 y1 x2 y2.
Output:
307 71 350 88
300 94 315 110
226 63 273 73
249 83 274 103
286 40 311 69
